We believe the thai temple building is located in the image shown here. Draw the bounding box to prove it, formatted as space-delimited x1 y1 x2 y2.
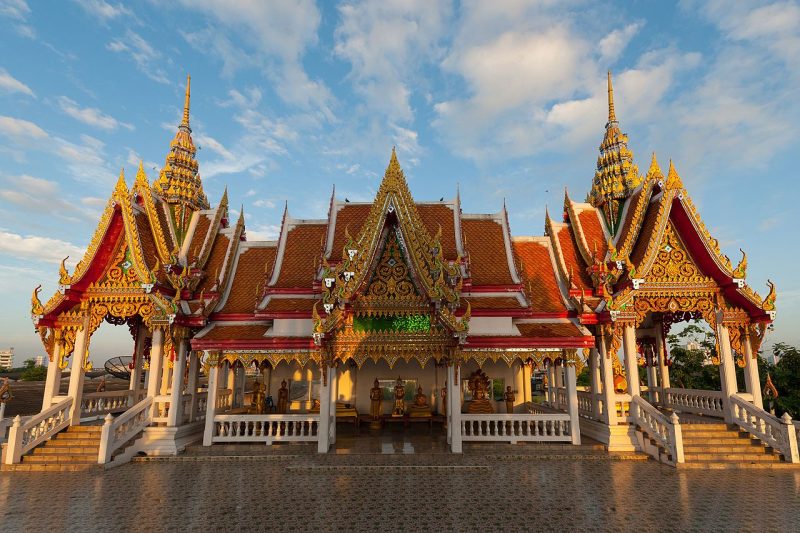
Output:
7 73 797 471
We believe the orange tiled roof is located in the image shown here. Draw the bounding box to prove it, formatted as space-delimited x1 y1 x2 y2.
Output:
512 240 567 313
263 297 317 313
200 324 269 340
418 204 458 259
464 297 523 310
218 246 277 314
615 186 646 252
462 218 515 285
328 204 371 261
154 199 175 252
556 225 592 289
274 223 326 287
629 201 660 268
196 232 230 292
516 322 585 338
188 214 212 263
577 209 607 259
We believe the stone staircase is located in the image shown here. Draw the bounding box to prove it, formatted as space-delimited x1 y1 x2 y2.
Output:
678 422 789 469
3 425 102 472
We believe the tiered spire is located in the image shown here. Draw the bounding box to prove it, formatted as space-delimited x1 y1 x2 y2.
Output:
153 74 209 244
587 71 641 234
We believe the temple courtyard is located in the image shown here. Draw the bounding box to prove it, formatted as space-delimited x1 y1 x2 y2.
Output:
1 437 798 532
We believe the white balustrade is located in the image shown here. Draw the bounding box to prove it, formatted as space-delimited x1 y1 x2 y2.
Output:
195 391 208 422
212 414 320 444
662 388 725 418
615 393 632 422
555 388 568 410
152 394 171 424
576 391 595 419
631 395 684 464
5 398 73 464
461 413 573 443
97 397 153 464
181 394 193 423
216 389 233 411
80 390 133 419
730 394 799 463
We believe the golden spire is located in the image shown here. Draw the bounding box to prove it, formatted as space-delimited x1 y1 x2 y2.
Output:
181 74 191 130
646 152 663 180
607 71 616 124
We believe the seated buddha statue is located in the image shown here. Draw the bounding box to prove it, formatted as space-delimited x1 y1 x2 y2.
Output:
408 385 432 418
466 369 494 414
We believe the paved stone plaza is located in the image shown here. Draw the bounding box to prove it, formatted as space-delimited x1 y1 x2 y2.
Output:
1 450 798 532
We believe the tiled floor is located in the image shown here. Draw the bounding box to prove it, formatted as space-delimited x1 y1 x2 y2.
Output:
2 426 799 533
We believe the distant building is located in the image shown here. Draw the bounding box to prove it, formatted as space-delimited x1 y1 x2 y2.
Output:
0 348 13 370
35 356 45 367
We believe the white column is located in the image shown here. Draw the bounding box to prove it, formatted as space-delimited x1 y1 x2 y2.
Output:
147 328 164 420
646 347 658 404
202 362 219 446
317 366 332 453
167 338 188 426
564 363 581 445
160 346 172 396
129 323 146 399
598 335 618 426
716 320 738 423
227 363 237 407
589 348 602 420
41 340 63 411
522 362 532 404
655 324 670 403
187 350 200 422
450 364 462 453
329 365 338 446
67 313 90 426
546 364 556 406
742 330 763 409
622 324 640 397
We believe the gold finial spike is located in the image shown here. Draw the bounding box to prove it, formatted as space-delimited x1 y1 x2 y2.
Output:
607 71 616 124
135 159 148 186
665 159 682 189
181 74 191 129
114 168 128 194
220 186 229 208
647 152 663 179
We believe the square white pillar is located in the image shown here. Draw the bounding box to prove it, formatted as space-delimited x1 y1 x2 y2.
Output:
716 320 738 423
329 366 338 446
67 315 90 426
317 366 332 454
186 350 200 422
742 331 763 409
42 341 63 411
589 348 602 420
622 324 640 397
167 339 188 427
146 328 164 420
564 363 581 445
598 335 618 426
202 361 219 446
449 364 462 453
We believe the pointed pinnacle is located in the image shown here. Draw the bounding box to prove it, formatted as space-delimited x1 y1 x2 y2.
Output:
115 168 128 193
607 70 616 123
181 74 191 128
135 159 148 184
647 152 662 178
220 186 228 207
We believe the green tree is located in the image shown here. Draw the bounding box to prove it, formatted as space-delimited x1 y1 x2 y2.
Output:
21 365 47 381
666 321 720 390
768 343 800 418
23 358 36 370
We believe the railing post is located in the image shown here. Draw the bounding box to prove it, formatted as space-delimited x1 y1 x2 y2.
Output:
588 348 602 420
781 413 800 463
97 413 114 464
317 366 331 454
42 341 63 411
449 364 463 453
670 412 684 464
203 362 219 446
147 328 164 420
564 363 581 445
5 416 22 465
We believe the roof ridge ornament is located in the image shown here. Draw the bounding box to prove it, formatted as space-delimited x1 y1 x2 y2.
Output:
665 160 683 190
607 70 617 125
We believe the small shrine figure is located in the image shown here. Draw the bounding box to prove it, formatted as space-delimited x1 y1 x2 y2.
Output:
441 382 447 418
504 386 515 414
392 376 405 416
466 369 494 414
96 378 106 393
251 379 266 414
0 377 11 421
409 385 432 418
369 379 383 420
277 379 289 414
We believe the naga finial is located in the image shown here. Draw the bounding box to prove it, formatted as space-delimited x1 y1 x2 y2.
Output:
31 285 44 316
59 256 70 284
733 248 747 279
762 279 776 311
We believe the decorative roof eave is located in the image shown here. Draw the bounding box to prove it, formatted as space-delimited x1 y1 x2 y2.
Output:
133 161 170 263
615 153 660 256
544 211 576 294
194 188 228 270
563 190 594 265
117 171 160 286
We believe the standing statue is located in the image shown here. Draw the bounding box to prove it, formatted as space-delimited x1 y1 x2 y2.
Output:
441 382 447 417
277 379 289 414
392 376 405 416
504 386 515 414
251 379 266 414
369 378 383 420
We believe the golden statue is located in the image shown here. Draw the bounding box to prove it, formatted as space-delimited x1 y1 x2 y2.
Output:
466 369 494 414
504 386 515 414
392 376 405 417
369 379 383 420
441 382 447 417
277 379 289 414
409 385 431 418
251 379 266 414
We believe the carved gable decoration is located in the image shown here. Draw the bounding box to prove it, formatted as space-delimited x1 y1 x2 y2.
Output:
643 222 713 286
358 229 425 314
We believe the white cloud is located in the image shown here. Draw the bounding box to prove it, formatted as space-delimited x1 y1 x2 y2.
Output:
107 30 170 85
196 134 235 161
0 0 30 20
0 229 84 264
0 68 34 97
0 115 48 140
253 198 276 209
0 175 96 221
54 134 114 184
57 96 132 130
125 149 158 174
334 0 451 122
246 223 281 241
73 0 131 21
599 22 643 63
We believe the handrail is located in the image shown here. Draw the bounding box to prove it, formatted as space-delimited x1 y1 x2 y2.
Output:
730 394 799 463
81 390 133 419
212 413 319 444
631 395 684 464
461 413 573 443
662 388 725 418
5 397 73 464
98 397 153 464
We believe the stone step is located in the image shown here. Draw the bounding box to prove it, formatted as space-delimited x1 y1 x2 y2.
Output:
43 438 100 448
55 431 101 441
681 424 730 431
22 454 98 464
66 425 104 433
677 462 798 470
681 436 754 446
33 445 99 455
2 463 100 472
684 452 779 462
683 444 766 454
680 430 745 439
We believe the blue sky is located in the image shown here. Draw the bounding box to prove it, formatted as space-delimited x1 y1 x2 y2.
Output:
0 0 798 364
